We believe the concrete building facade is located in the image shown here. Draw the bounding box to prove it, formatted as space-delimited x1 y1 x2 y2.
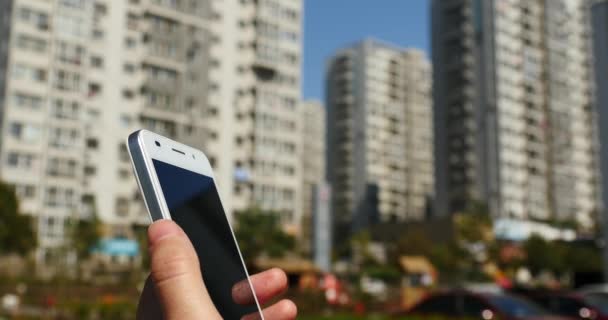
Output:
592 0 608 280
432 0 598 224
325 39 434 241
0 0 303 261
300 100 326 242
230 0 304 233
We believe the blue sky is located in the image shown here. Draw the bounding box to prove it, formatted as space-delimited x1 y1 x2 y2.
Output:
302 0 430 100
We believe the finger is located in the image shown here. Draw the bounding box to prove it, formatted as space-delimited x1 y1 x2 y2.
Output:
232 268 288 305
148 219 221 320
241 299 298 320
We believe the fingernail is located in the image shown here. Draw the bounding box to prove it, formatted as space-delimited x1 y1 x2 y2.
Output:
148 220 182 245
232 281 245 295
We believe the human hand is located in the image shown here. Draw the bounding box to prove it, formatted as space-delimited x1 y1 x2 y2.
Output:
137 220 297 320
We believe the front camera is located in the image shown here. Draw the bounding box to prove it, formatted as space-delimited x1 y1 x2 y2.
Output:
155 141 161 147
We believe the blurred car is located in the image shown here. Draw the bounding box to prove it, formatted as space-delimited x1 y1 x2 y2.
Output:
578 284 608 295
398 290 572 320
524 291 608 320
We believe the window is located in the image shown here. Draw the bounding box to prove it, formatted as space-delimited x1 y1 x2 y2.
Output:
40 216 66 240
9 123 22 138
33 68 47 82
87 109 100 120
120 114 132 127
47 157 77 178
127 13 138 29
144 65 177 81
16 34 47 53
49 127 79 149
185 98 195 109
125 37 136 49
185 125 194 135
17 6 49 31
9 122 40 142
123 89 135 99
86 138 99 149
148 39 178 58
94 3 107 16
148 14 178 32
118 168 130 180
13 93 43 109
45 187 75 208
91 56 104 68
124 63 136 73
84 166 96 176
52 99 79 119
88 83 102 96
56 14 86 37
144 89 174 109
115 197 129 217
151 0 178 9
5 152 36 169
12 64 47 83
56 42 84 65
15 184 36 199
6 153 19 167
93 29 104 39
119 144 130 162
59 0 86 9
53 70 81 91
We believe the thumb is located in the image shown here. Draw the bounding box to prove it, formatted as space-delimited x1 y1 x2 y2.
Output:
148 220 221 320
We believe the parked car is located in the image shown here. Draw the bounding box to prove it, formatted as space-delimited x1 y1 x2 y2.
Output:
398 289 572 320
578 284 608 295
524 291 608 320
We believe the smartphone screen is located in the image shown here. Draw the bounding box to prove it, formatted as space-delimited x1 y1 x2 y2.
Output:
152 159 260 319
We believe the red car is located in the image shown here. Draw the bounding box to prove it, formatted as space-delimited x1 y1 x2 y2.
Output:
525 291 608 320
400 290 573 320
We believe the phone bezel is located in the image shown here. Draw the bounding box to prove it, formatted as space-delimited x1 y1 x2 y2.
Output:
126 129 264 318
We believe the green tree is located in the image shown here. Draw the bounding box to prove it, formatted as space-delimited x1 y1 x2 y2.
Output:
234 208 295 266
68 211 102 259
523 234 565 274
132 223 150 269
563 245 602 273
395 229 435 257
0 182 36 254
429 242 469 280
394 229 470 283
456 201 492 244
351 230 376 267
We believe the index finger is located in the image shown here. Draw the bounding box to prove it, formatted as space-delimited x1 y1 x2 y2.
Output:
232 268 288 305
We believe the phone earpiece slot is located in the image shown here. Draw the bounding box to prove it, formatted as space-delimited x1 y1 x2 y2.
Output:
172 148 186 155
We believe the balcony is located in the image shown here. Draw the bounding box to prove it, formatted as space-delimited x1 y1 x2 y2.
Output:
252 61 277 81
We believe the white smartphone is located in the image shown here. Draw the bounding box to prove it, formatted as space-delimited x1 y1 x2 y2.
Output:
127 129 263 319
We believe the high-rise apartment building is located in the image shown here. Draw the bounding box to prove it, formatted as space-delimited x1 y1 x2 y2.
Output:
591 0 608 278
326 39 434 241
0 0 99 259
432 0 598 224
300 100 326 240
231 0 303 231
0 0 302 261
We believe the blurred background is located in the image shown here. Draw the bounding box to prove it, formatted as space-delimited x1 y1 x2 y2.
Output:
2 0 608 319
